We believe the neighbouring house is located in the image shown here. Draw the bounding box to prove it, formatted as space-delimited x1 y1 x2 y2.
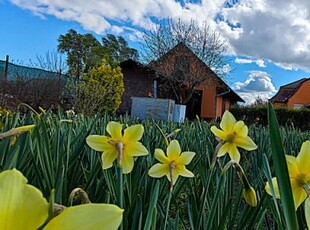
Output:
120 43 244 119
270 78 310 109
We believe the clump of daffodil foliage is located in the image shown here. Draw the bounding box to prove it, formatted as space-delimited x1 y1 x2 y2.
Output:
1 108 310 229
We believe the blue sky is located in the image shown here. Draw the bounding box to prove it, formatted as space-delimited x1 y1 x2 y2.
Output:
1 0 310 104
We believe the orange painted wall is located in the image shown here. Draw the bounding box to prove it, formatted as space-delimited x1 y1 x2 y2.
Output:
287 80 310 108
197 84 217 119
216 96 222 118
273 102 286 107
215 96 231 118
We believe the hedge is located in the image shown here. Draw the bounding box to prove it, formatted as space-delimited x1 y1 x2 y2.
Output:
230 105 310 130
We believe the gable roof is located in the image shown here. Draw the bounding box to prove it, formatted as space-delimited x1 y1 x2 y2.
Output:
150 42 244 102
270 78 309 103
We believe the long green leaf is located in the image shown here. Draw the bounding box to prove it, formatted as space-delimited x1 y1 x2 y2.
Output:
268 102 298 229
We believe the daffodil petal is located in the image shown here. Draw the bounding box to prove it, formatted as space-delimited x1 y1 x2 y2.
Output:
121 154 134 174
167 140 181 160
217 142 230 157
123 124 144 142
285 155 299 178
44 204 123 230
125 142 148 157
291 179 307 210
176 165 194 178
220 110 236 133
305 198 310 229
148 163 169 178
228 144 241 162
154 148 169 163
233 121 248 136
296 140 310 176
0 169 49 230
234 136 257 151
101 147 118 170
107 122 123 140
178 151 195 165
86 135 108 152
265 177 280 198
210 126 226 140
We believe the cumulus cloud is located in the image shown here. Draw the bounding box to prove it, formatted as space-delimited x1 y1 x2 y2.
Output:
235 57 266 68
233 70 276 104
9 0 310 71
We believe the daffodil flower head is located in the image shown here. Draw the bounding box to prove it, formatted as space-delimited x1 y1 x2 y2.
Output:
243 186 257 207
210 110 257 162
86 121 148 174
0 169 123 230
265 140 310 210
148 140 195 188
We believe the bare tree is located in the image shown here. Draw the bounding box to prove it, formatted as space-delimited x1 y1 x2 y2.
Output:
29 50 68 74
141 18 228 104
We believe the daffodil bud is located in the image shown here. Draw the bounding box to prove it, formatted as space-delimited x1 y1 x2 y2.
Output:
0 125 35 139
242 186 257 207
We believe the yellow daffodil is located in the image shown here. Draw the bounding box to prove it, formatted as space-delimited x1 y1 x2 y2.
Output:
86 121 148 174
265 140 310 210
148 140 195 186
0 169 123 230
243 186 257 207
210 110 257 162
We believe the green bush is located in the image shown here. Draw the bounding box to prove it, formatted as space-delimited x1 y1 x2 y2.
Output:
230 105 310 130
74 60 124 115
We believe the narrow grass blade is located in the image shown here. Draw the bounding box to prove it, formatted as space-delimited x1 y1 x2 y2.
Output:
268 102 298 229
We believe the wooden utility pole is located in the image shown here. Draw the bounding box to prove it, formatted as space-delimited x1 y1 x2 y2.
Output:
4 55 9 81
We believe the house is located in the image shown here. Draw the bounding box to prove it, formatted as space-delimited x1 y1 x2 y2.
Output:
119 43 244 119
118 59 158 114
270 78 310 109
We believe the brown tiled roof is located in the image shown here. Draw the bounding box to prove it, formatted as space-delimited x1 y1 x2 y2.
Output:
270 78 309 102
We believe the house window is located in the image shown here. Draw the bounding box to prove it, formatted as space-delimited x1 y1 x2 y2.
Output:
293 104 303 109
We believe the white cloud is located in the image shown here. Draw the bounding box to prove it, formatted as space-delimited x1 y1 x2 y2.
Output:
235 57 266 68
9 0 310 71
233 70 276 104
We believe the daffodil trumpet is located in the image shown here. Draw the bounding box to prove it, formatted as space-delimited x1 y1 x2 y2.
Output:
222 160 257 207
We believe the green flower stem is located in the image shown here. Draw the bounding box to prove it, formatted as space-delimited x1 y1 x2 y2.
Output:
210 142 223 170
164 190 173 230
304 184 310 197
117 142 124 230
